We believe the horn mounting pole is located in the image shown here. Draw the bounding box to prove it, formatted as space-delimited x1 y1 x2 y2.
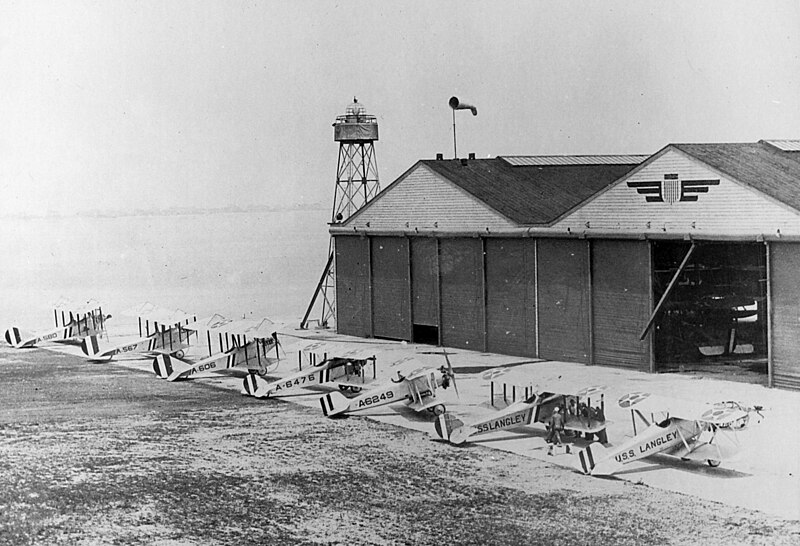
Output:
452 107 458 159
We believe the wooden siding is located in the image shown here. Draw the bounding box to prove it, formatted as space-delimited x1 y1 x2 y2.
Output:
410 238 439 327
334 236 371 337
371 237 410 340
485 238 537 357
347 165 517 232
591 240 651 369
439 238 485 350
770 242 800 389
555 149 800 236
537 239 590 363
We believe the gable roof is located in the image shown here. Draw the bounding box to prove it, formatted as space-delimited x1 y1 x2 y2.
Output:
419 157 641 225
673 141 800 212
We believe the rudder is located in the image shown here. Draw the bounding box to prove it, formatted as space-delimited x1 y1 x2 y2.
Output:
576 442 607 475
4 327 22 347
433 413 465 443
320 391 350 417
80 335 102 357
242 373 260 396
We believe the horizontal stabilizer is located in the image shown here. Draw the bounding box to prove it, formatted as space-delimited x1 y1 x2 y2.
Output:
320 391 350 417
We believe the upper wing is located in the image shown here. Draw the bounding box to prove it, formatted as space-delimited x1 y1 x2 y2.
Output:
618 391 748 425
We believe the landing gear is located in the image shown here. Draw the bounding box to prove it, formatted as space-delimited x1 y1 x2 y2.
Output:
707 459 721 468
338 385 363 393
428 404 446 416
172 350 185 359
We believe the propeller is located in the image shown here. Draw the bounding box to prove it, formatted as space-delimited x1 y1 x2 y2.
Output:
441 348 459 398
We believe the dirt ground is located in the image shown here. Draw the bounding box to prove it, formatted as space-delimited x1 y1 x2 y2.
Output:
1 346 799 545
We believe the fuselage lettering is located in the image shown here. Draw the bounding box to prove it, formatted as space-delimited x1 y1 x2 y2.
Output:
357 390 394 408
475 412 526 433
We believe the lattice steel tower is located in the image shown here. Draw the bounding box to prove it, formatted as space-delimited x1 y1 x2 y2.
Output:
301 98 380 329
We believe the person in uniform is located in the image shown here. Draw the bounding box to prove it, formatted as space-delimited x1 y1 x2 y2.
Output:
546 406 565 454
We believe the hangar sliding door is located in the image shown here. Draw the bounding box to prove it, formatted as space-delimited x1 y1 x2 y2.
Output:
439 238 484 350
485 238 536 357
592 240 651 369
371 237 410 340
770 242 800 389
410 238 439 344
334 235 371 338
537 239 590 363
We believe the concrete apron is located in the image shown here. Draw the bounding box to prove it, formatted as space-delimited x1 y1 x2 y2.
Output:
47 329 800 521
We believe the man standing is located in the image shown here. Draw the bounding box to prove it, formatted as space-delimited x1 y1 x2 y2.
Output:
546 406 565 454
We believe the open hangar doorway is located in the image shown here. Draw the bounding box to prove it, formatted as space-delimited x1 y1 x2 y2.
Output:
649 241 767 382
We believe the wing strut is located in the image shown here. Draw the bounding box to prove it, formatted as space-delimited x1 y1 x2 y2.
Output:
639 242 698 340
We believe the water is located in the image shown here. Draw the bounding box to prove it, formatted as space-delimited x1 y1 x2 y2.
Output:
0 209 331 333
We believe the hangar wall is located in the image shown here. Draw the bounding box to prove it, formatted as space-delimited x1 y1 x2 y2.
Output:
591 240 652 369
770 242 800 389
334 236 371 337
334 234 653 372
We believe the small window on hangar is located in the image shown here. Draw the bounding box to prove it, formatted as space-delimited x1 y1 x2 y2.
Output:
650 241 767 381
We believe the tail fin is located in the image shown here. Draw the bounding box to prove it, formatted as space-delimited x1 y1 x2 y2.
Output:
4 327 22 348
434 413 465 443
80 335 102 357
320 391 351 417
153 354 192 380
576 442 608 475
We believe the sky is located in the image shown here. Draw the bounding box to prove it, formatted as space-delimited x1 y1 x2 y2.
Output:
0 0 798 216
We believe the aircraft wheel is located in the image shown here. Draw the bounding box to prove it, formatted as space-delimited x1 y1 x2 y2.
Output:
349 386 362 393
707 459 721 468
339 385 350 392
173 350 185 359
433 404 446 416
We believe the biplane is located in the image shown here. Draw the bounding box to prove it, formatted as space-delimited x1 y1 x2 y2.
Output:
576 391 761 476
434 385 608 445
241 339 377 398
153 318 281 381
320 352 458 418
81 306 196 361
4 300 109 348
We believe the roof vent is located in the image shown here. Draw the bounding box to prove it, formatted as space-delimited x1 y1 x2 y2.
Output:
436 153 444 160
468 152 476 160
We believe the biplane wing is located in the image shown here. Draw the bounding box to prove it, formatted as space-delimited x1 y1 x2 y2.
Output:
241 338 377 398
435 384 607 445
618 391 749 426
576 393 753 476
154 335 279 382
4 300 109 348
81 326 193 361
320 355 457 418
153 318 280 380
